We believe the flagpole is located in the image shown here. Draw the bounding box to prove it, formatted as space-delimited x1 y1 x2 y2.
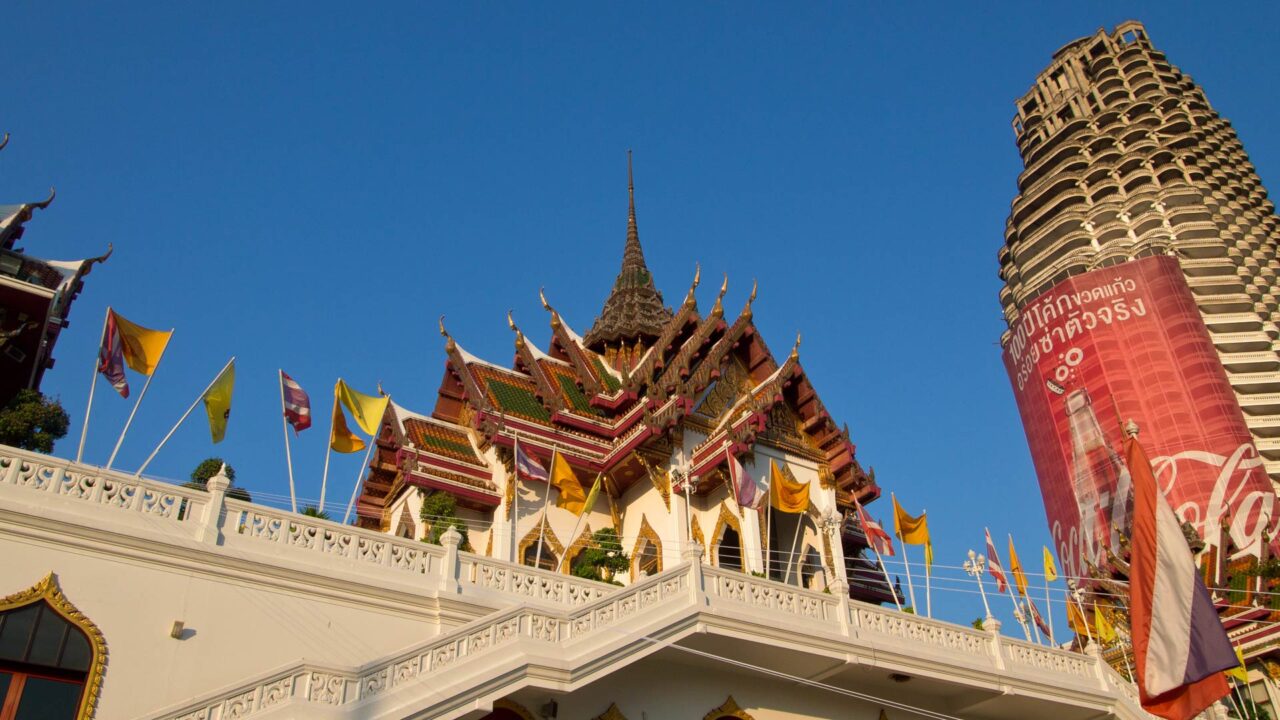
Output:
923 507 932 618
75 308 110 464
135 356 235 478
560 473 600 572
534 450 556 569
105 329 173 470
1044 577 1056 647
318 393 338 513
765 467 773 579
342 421 381 525
1069 584 1095 647
510 423 520 562
279 370 298 513
1003 574 1032 641
785 513 805 586
892 493 919 612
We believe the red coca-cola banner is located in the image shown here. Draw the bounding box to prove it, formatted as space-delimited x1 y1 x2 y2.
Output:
1003 255 1275 579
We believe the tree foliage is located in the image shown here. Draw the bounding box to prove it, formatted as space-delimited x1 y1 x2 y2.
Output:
184 457 251 501
301 506 331 520
420 490 469 548
0 390 69 453
570 528 630 584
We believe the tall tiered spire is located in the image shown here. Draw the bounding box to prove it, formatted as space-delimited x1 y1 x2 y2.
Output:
584 152 674 352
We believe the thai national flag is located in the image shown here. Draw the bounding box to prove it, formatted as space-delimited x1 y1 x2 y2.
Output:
854 498 894 557
97 311 129 398
514 444 549 483
985 528 1009 593
1126 430 1235 719
1028 598 1053 643
280 371 312 433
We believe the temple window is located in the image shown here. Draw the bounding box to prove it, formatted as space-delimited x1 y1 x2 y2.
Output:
716 527 743 572
800 546 826 591
635 540 659 578
0 576 103 720
522 543 558 572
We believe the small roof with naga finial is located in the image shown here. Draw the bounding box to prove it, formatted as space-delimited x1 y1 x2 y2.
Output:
583 152 674 352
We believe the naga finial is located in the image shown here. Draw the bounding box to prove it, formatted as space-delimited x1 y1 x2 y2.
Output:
0 133 9 152
718 273 728 298
684 263 701 306
539 287 551 311
507 309 517 331
34 186 55 209
438 315 449 338
789 331 802 360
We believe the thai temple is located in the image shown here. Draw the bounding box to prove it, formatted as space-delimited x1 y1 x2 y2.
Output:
0 158 1156 718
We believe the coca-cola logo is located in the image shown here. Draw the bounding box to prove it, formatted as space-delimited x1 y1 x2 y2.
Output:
1151 442 1276 558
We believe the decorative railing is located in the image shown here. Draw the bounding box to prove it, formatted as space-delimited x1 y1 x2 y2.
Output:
854 604 993 657
461 553 616 607
702 564 839 623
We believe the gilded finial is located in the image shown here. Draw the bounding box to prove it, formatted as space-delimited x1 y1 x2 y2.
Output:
790 331 801 360
438 315 448 338
719 273 728 298
749 278 758 304
0 133 9 152
539 287 551 311
507 309 516 331
377 380 386 396
684 263 701 306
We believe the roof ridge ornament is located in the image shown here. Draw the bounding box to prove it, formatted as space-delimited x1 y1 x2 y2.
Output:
439 315 456 352
683 263 701 307
0 133 9 152
790 331 802 361
711 274 728 317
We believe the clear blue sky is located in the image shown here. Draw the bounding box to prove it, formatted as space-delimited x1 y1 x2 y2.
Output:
5 2 1279 633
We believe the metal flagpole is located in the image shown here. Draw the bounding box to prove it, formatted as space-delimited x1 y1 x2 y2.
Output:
533 449 556 569
785 513 805 586
1004 578 1032 641
560 473 600 572
135 356 235 478
765 467 773 579
342 419 382 525
318 393 338 512
923 507 932 618
279 370 298 513
891 493 919 612
105 328 173 469
1044 578 1056 646
1069 584 1095 647
869 539 903 612
510 423 520 562
75 308 110 463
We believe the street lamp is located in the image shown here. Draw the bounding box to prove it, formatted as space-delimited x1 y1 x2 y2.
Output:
964 549 999 631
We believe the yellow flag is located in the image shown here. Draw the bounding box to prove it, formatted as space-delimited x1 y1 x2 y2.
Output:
769 460 811 514
201 360 235 444
891 494 933 567
1067 601 1089 636
1226 646 1249 684
335 379 389 437
1008 536 1029 597
111 309 172 375
1094 606 1117 644
329 400 366 453
550 451 587 514
577 473 603 518
1043 546 1059 583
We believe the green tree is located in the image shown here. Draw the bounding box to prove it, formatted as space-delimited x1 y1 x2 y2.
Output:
0 390 69 453
184 457 251 502
301 506 331 520
569 528 630 584
419 490 469 548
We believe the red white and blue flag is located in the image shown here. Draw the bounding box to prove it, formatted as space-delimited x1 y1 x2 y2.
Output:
854 498 894 557
1028 598 1053 643
280 371 312 433
1127 430 1235 719
726 446 757 509
515 444 549 483
97 312 129 398
985 528 1009 593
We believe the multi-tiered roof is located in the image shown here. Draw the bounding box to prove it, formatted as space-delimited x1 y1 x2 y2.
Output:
354 157 878 533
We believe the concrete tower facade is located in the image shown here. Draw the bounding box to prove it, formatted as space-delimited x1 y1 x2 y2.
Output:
998 21 1280 484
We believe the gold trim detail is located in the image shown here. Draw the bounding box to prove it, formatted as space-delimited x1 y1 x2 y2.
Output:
0 573 107 720
690 515 706 554
561 524 594 572
633 452 670 510
631 515 663 582
703 695 755 720
593 702 630 720
493 698 539 720
711 502 743 567
517 518 564 571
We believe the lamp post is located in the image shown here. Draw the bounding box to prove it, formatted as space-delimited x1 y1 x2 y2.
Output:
964 549 1000 631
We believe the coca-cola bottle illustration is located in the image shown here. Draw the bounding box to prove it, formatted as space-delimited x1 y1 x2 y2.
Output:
1064 388 1133 567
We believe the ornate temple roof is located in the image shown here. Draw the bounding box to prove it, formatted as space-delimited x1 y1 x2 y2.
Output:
583 153 674 351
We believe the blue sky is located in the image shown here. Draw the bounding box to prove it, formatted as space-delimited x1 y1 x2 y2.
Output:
5 2 1279 634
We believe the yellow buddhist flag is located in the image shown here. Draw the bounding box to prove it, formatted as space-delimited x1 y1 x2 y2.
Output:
1094 606 1117 644
201 360 235 444
1043 546 1059 583
578 473 603 518
1008 536 1029 597
550 451 587 514
110 309 172 375
329 401 366 453
1226 647 1249 683
1067 600 1089 636
769 460 811 514
335 379 389 436
891 494 933 567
